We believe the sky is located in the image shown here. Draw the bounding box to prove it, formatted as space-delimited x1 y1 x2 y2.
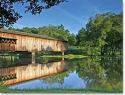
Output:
13 0 123 34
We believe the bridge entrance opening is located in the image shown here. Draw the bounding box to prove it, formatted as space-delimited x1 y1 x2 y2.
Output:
0 37 17 51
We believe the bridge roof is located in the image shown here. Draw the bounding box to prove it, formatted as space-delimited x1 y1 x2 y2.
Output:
0 36 17 40
0 29 67 42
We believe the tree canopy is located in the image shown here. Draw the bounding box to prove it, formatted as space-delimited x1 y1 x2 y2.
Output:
0 0 66 27
76 12 122 55
9 24 76 46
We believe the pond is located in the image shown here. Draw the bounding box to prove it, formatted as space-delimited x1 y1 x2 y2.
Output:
0 56 123 91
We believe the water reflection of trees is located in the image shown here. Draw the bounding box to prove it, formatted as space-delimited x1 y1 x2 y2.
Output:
40 59 77 86
40 57 122 91
75 57 122 91
1 55 122 91
42 71 69 86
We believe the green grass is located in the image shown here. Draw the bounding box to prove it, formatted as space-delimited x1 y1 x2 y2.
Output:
41 54 87 59
0 81 122 93
0 86 122 93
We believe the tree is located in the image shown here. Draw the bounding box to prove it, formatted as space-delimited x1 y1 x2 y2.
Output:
0 0 66 27
76 28 87 46
9 24 72 41
67 33 76 46
85 12 122 55
105 13 123 55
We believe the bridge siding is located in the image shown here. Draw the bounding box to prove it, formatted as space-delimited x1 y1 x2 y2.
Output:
0 60 68 85
0 32 68 52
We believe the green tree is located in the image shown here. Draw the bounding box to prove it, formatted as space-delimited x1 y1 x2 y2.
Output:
76 28 87 46
67 33 76 46
9 24 73 42
85 12 122 55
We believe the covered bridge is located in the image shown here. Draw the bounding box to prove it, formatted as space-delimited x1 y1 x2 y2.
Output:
0 60 68 85
0 29 68 55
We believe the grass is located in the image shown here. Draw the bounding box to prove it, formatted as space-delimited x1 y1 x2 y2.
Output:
0 86 122 93
41 54 87 59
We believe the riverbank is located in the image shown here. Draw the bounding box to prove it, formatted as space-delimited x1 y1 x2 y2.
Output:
0 86 122 93
41 54 87 59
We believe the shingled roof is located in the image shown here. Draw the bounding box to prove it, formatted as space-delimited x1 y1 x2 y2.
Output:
0 29 67 42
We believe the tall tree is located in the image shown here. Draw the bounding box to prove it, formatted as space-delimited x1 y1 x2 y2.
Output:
86 12 123 55
76 28 87 46
68 33 76 46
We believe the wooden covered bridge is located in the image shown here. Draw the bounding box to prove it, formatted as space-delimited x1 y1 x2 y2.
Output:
0 59 68 85
0 29 68 62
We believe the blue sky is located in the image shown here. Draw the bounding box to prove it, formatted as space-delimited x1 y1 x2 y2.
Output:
13 0 123 34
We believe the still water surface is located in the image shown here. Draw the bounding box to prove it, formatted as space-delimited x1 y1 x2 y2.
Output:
0 56 123 90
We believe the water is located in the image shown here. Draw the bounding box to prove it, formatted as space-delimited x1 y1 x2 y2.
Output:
0 56 123 91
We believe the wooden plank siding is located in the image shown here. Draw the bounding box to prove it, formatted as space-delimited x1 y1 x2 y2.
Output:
0 60 68 85
0 30 68 52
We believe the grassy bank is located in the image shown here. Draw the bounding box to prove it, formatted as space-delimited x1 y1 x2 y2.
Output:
0 86 122 93
41 54 87 59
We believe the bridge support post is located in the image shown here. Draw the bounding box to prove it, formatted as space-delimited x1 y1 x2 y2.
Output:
32 51 35 64
62 51 64 56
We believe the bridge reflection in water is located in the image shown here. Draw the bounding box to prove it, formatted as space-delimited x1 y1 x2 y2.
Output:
0 57 68 86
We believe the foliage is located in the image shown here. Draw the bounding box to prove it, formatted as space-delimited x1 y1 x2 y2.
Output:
76 12 123 56
76 28 87 46
9 24 76 46
67 33 76 45
0 0 66 27
42 71 69 84
8 12 122 56
75 57 123 91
